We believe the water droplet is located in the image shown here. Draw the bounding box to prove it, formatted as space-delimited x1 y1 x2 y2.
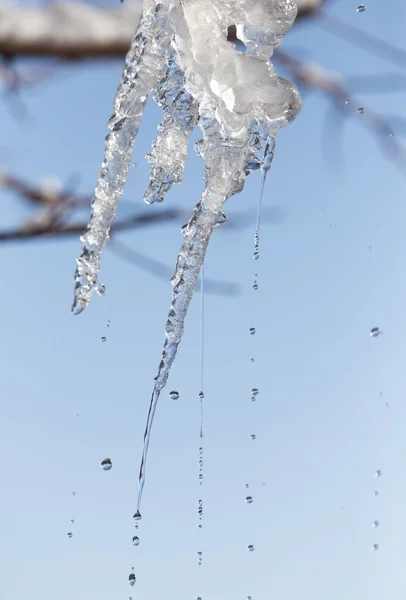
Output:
248 545 255 552
372 520 379 528
129 573 136 586
170 390 180 400
370 327 381 337
72 492 76 496
101 458 112 471
373 490 379 496
375 469 382 477
132 536 140 546
70 519 75 524
345 99 350 105
357 4 366 12
251 388 259 396
250 357 255 363
101 336 107 342
246 496 253 504
357 107 365 114
372 543 379 551
96 283 107 296
250 434 256 440
133 510 142 521
245 483 249 488
249 327 256 335
247 597 252 600
199 391 204 399
67 532 73 539
253 251 259 260
253 282 258 290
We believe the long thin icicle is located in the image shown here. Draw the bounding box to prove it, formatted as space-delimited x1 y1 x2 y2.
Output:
254 131 278 260
72 1 171 314
137 123 250 511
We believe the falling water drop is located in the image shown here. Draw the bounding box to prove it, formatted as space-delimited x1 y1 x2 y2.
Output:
96 283 107 296
70 519 75 524
67 532 73 539
370 327 381 338
247 545 255 552
373 490 379 496
375 469 382 478
357 4 366 11
253 251 259 260
245 496 253 504
101 336 107 342
133 510 142 521
250 434 256 440
245 483 249 488
199 391 204 399
132 536 140 546
250 358 255 363
372 521 379 528
170 390 180 400
249 327 256 335
128 573 136 586
253 282 258 290
372 543 379 551
101 458 112 471
357 107 365 114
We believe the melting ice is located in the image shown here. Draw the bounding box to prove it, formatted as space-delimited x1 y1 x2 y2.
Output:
72 0 302 510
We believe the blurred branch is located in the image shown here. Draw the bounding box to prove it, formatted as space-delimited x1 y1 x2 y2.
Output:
0 0 326 60
274 49 406 175
0 167 286 243
109 238 241 297
320 13 406 70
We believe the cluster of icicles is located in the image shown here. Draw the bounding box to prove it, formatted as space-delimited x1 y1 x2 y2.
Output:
72 0 301 510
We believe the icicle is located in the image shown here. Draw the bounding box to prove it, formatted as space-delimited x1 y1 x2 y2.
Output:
144 53 199 204
72 0 171 314
71 0 303 513
254 130 278 260
137 122 250 511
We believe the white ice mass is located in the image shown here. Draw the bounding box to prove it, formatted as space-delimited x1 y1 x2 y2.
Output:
72 0 302 508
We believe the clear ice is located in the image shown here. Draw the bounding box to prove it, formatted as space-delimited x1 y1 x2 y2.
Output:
72 0 302 509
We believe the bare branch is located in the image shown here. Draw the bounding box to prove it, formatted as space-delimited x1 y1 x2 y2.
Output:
320 13 406 70
274 49 406 175
109 238 241 297
0 209 185 242
0 0 327 60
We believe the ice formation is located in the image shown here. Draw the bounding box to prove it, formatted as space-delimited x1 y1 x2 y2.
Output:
72 0 302 508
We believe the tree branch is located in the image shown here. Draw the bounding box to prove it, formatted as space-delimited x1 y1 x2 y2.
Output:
0 0 326 60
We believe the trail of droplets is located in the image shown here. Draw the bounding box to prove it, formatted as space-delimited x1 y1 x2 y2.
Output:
245 136 275 595
371 468 382 551
197 265 205 576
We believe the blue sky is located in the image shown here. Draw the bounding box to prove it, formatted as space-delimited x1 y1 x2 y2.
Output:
1 1 406 599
